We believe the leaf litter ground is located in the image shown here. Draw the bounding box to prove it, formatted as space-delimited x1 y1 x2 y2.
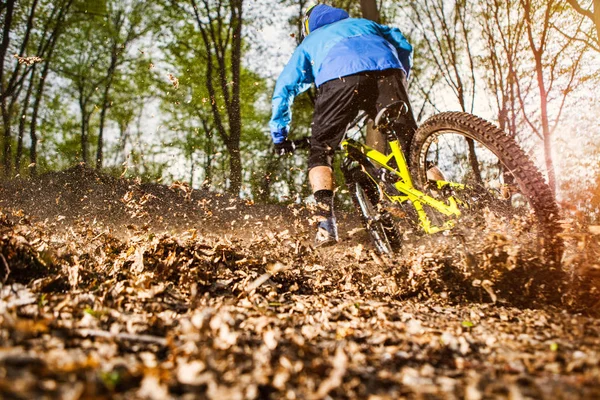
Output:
0 165 599 399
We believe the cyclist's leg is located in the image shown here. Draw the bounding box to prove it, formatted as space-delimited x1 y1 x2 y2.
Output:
374 69 418 158
309 73 374 188
309 73 374 244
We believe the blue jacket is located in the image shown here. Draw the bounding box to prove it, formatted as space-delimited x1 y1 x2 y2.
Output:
269 4 413 143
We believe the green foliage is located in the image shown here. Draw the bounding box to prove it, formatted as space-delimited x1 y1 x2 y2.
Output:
2 0 598 218
72 0 108 17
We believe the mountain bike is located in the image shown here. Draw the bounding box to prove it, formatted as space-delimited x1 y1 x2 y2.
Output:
294 102 563 262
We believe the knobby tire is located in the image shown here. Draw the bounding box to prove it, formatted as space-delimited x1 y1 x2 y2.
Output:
409 112 563 263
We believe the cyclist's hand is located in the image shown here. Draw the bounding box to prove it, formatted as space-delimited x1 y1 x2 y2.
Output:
274 138 295 156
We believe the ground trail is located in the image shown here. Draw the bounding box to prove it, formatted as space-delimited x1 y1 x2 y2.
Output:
0 166 598 399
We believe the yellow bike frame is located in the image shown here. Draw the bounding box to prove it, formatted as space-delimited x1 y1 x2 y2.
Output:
342 138 465 234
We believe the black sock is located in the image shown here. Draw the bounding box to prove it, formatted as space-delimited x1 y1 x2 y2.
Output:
314 189 334 219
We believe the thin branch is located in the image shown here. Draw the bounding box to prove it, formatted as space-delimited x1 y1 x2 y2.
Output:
0 253 10 284
551 20 600 52
75 329 169 346
566 0 594 20
550 47 585 135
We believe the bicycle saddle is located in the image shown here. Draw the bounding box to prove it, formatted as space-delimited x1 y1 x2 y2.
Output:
374 101 409 129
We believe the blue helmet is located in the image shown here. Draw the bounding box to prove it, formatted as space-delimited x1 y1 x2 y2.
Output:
301 4 349 38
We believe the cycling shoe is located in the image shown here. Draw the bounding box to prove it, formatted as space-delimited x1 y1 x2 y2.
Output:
314 216 339 248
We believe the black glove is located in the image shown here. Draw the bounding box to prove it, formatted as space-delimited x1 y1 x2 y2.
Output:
274 139 295 156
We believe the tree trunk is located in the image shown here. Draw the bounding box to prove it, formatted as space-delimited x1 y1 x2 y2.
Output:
80 103 90 164
96 36 120 169
1 0 38 175
0 0 15 89
30 46 58 176
257 156 277 203
15 67 36 172
29 63 52 176
96 67 115 169
116 121 129 165
3 0 38 104
0 0 15 176
96 86 110 168
189 153 195 186
1 98 12 175
522 0 557 194
595 0 600 44
360 0 380 22
203 128 213 189
191 0 244 195
226 0 243 195
228 142 242 194
537 68 556 194
466 138 483 185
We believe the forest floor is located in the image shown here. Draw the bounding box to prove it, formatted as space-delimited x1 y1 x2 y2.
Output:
0 165 599 399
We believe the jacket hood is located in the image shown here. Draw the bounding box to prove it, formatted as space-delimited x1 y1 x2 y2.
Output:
308 4 349 34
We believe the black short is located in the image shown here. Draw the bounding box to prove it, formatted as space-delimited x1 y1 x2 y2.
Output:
308 69 417 170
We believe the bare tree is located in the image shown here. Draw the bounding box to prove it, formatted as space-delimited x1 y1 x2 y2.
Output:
517 0 587 194
406 0 482 182
15 67 36 171
478 0 525 137
0 1 17 101
406 0 478 113
566 0 600 50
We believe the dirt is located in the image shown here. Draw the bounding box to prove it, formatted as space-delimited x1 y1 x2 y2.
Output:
0 165 598 399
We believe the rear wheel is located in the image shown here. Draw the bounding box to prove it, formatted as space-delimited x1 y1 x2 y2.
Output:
409 112 563 262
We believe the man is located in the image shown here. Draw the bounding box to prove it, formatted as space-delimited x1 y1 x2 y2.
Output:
269 3 417 247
